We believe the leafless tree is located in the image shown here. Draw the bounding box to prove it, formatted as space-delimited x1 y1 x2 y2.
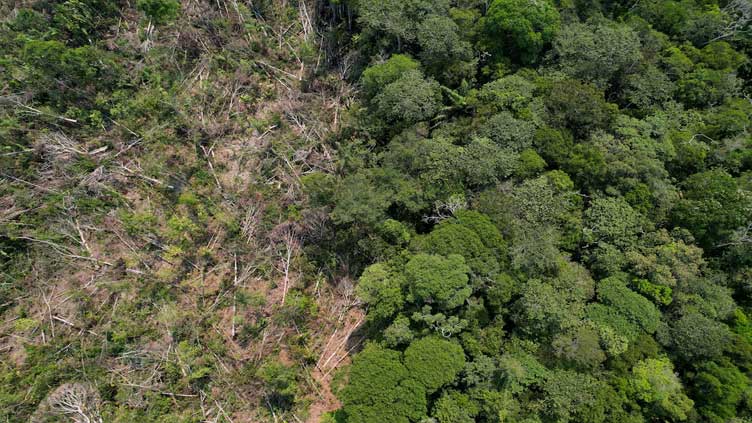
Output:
270 222 301 303
717 222 752 248
708 0 752 43
45 383 103 423
422 194 468 224
298 0 313 42
241 195 266 246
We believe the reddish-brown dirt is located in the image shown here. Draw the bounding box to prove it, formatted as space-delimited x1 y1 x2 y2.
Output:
307 306 364 423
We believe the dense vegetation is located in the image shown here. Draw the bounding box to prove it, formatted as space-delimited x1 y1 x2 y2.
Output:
1 0 752 422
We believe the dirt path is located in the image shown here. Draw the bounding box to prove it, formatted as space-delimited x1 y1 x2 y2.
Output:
306 307 364 422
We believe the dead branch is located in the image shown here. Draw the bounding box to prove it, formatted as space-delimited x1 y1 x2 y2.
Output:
2 96 78 123
46 383 103 423
200 144 223 193
422 194 468 224
0 173 60 194
16 236 113 266
270 222 301 303
117 164 175 189
708 0 752 43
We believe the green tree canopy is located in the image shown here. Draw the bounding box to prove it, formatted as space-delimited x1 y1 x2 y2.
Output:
692 359 751 422
513 279 584 337
480 0 560 65
372 69 442 125
583 197 644 248
431 390 479 423
413 222 499 277
630 357 694 421
551 21 642 88
361 54 421 99
668 312 732 361
405 253 472 310
355 0 450 49
356 263 405 322
416 15 474 85
541 369 619 423
596 277 661 335
341 344 427 423
403 336 466 392
672 169 751 250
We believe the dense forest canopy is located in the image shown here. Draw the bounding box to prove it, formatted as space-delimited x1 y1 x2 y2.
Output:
1 0 752 421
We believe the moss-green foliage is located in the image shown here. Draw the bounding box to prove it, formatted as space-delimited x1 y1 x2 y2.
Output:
477 111 537 151
383 315 415 347
257 360 299 410
360 54 420 99
552 21 642 88
469 73 539 117
372 69 442 126
596 277 661 335
355 0 450 53
405 253 471 310
514 278 584 337
668 312 732 361
516 148 547 178
341 344 427 423
691 358 751 422
541 369 619 423
459 137 519 186
403 336 465 392
630 357 694 421
413 223 498 276
480 0 560 65
356 262 405 322
583 197 643 247
20 40 119 108
137 0 180 24
633 278 673 305
453 210 508 260
432 390 479 423
672 168 751 250
586 303 642 342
